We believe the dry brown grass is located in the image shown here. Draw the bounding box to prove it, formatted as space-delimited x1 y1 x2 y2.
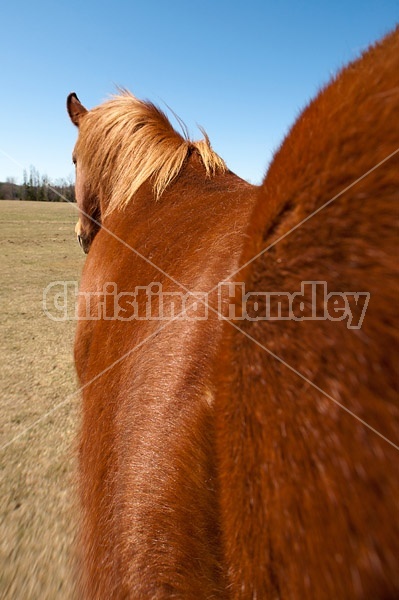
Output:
0 200 85 600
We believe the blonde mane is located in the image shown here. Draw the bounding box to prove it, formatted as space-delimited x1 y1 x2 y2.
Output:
76 90 227 214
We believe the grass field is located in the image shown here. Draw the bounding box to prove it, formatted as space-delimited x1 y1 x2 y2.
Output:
0 201 85 599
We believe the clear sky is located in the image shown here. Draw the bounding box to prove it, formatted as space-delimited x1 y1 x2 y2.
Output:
1 1 397 185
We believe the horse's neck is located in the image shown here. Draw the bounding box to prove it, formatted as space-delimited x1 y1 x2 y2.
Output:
101 151 254 227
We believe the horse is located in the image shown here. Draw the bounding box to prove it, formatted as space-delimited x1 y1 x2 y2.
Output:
67 28 399 599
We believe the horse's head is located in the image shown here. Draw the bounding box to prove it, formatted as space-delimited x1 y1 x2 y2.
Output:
67 93 101 254
67 89 227 255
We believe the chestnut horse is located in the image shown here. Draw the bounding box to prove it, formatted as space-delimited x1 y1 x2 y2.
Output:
68 28 399 599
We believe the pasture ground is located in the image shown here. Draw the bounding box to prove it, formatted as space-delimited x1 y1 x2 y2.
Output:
0 201 85 599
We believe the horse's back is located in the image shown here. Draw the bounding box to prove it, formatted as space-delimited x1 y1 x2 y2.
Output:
215 28 399 599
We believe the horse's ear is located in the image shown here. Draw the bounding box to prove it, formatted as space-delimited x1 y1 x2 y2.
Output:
67 92 88 127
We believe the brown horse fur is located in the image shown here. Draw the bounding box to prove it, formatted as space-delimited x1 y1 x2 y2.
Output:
68 28 399 599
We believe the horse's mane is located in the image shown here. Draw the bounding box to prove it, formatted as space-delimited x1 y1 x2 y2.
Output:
76 90 227 215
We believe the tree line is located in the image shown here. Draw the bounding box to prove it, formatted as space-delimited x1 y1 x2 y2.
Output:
0 166 75 202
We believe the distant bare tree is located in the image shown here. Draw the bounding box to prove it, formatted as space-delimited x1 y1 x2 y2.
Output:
1 166 75 202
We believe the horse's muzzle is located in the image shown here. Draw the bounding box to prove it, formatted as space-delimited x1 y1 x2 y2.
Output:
77 234 90 254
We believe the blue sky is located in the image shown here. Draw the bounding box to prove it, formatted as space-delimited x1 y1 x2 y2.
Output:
1 1 397 185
